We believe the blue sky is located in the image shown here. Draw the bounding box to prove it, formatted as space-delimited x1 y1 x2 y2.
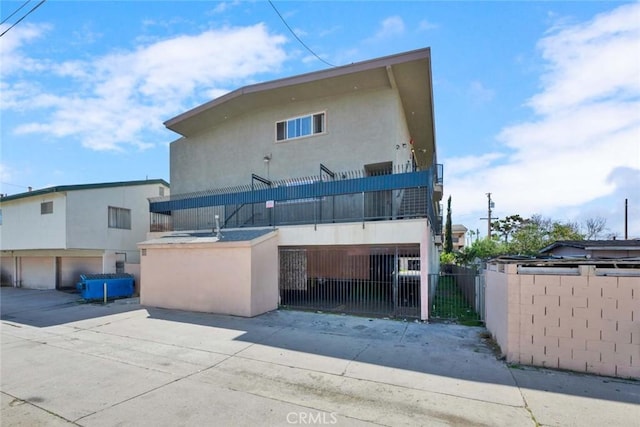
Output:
1 0 639 239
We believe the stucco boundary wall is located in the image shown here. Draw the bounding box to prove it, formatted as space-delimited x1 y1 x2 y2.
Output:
485 262 640 379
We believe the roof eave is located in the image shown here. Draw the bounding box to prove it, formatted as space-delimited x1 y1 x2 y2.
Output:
164 47 432 137
0 179 170 204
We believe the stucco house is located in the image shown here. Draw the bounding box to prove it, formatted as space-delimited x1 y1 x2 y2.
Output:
140 48 443 320
0 180 169 290
452 224 468 252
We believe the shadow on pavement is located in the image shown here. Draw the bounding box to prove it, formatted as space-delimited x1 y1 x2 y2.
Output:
2 287 638 406
0 287 140 328
144 306 640 405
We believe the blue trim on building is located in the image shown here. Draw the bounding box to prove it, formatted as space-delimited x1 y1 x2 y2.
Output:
150 170 431 213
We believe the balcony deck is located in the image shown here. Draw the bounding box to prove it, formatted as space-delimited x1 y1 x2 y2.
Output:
149 165 442 234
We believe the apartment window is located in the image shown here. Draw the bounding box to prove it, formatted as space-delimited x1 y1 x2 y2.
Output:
276 112 325 142
159 186 165 197
41 201 53 215
108 206 131 229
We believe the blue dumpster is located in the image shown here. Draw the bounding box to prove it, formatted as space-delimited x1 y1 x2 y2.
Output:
76 273 135 301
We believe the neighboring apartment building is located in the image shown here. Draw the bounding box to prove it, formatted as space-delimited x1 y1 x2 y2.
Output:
452 224 468 252
0 180 169 289
141 48 443 320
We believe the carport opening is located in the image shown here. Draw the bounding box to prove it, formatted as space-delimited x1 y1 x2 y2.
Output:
279 244 421 319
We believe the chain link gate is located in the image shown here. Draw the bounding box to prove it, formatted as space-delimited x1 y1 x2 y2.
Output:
279 245 421 319
428 265 485 325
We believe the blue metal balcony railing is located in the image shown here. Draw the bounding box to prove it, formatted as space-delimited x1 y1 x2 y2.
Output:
435 163 444 185
149 165 440 234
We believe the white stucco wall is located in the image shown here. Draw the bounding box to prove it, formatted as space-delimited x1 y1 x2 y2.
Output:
1 183 168 257
277 219 429 247
0 193 67 250
170 87 412 194
66 183 168 259
1 182 168 288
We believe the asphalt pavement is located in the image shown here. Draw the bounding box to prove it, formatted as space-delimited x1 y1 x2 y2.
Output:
1 287 638 426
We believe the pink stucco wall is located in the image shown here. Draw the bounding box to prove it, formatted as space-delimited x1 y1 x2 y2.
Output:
485 263 640 379
125 263 140 295
139 233 278 317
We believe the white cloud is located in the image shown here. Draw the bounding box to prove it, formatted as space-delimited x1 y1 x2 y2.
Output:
418 19 438 31
373 16 405 39
443 153 504 175
468 80 495 104
319 26 341 38
71 23 102 46
0 163 13 184
2 23 288 151
447 3 640 236
530 3 640 114
209 0 242 15
293 27 308 38
0 23 50 75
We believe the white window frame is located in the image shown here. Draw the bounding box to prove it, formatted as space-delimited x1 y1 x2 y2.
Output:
276 111 325 142
108 206 131 230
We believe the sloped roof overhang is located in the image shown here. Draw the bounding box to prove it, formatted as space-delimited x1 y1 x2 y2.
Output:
164 48 436 167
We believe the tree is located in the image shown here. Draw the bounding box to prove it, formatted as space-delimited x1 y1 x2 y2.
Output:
508 217 548 256
507 214 584 255
467 229 478 245
483 214 587 256
549 221 583 241
440 251 455 265
491 214 526 243
583 216 607 240
444 195 453 253
456 237 507 265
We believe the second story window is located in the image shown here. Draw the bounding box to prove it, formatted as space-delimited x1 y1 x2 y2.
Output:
276 112 325 142
108 206 131 230
41 201 53 215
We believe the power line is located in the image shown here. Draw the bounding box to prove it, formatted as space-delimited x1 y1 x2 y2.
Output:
1 0 31 25
0 0 47 38
0 181 30 188
267 0 337 68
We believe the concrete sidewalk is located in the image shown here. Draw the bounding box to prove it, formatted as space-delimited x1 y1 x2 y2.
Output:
1 288 638 426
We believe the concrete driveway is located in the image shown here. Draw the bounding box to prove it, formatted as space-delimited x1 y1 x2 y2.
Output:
1 287 638 426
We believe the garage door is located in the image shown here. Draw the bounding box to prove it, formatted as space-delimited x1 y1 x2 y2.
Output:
57 257 102 289
21 257 55 289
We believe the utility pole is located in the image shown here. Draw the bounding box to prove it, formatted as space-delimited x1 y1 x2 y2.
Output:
625 198 628 240
480 193 494 239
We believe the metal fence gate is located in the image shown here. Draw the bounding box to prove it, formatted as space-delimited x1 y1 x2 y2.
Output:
428 265 485 325
279 245 421 319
